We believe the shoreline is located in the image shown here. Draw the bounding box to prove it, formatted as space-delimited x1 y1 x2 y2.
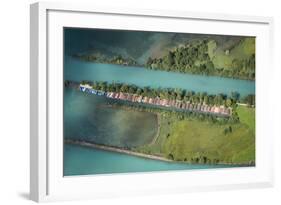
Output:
72 57 255 81
64 139 254 166
65 139 173 163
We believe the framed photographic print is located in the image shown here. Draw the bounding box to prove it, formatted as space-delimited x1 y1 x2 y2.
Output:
30 2 274 202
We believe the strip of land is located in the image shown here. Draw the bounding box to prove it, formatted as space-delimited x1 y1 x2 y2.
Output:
65 139 173 162
79 83 232 117
65 138 253 166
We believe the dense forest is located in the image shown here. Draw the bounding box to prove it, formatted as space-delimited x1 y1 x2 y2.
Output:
145 39 255 80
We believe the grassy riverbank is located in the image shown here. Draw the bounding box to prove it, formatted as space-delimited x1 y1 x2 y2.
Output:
134 105 255 165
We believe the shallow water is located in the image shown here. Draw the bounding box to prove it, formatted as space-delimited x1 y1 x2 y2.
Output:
64 88 158 148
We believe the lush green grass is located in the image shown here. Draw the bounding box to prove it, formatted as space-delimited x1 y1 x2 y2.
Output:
211 37 255 70
231 38 255 58
136 105 255 165
236 105 255 132
162 119 254 164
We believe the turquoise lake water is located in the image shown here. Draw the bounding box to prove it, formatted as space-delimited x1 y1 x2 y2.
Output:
64 57 255 97
63 57 255 176
64 144 233 176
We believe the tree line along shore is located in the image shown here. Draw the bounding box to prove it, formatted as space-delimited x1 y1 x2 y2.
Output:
80 83 232 117
65 80 255 121
72 38 255 80
66 80 255 106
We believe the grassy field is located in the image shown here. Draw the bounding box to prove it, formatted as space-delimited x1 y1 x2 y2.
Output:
135 105 255 165
210 37 255 70
236 105 255 132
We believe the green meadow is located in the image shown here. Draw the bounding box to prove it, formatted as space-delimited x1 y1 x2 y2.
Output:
236 105 255 132
135 105 255 165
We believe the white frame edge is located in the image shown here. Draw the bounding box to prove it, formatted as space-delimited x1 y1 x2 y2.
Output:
30 2 48 202
30 1 274 202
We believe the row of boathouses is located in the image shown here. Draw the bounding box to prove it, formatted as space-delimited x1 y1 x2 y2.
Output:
79 84 232 117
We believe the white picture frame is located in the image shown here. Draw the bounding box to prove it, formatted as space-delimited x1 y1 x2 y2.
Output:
30 1 274 202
